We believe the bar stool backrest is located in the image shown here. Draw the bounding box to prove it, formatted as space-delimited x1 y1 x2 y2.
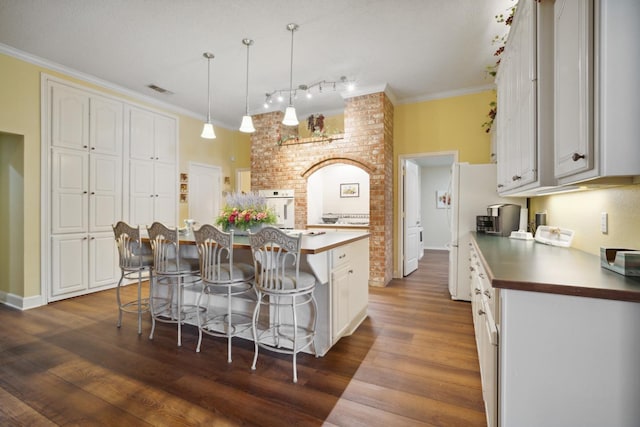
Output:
113 221 150 271
249 226 303 292
147 222 181 275
194 224 236 284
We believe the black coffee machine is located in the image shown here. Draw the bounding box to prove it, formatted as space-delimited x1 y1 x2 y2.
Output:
476 204 521 237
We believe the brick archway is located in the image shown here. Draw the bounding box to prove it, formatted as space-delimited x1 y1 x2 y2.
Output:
249 92 393 286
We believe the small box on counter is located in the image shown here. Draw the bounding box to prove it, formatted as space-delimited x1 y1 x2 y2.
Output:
600 248 640 276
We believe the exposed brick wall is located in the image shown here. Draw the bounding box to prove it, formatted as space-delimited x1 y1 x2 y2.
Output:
250 92 393 286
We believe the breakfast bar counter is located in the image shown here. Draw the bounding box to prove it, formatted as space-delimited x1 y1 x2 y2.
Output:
157 229 371 356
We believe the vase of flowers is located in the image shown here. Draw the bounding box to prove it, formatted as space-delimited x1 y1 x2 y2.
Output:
215 191 277 235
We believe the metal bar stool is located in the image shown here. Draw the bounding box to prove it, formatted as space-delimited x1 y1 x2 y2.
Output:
194 224 255 362
249 226 317 383
112 221 152 334
147 222 201 347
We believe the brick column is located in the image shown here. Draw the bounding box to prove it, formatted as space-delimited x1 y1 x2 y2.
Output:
250 92 393 286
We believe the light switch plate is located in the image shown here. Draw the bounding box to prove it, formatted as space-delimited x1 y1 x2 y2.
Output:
601 212 608 234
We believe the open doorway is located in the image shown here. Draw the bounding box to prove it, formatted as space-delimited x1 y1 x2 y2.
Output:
0 132 24 303
398 152 457 277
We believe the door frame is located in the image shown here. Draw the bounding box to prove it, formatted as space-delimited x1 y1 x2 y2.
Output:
396 151 457 278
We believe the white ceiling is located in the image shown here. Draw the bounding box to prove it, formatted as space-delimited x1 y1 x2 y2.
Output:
0 0 513 130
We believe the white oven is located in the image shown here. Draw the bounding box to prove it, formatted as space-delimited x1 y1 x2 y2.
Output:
258 189 295 229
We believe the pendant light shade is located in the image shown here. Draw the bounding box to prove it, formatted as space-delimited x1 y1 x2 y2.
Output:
201 52 216 139
282 106 298 126
282 23 299 127
239 38 256 133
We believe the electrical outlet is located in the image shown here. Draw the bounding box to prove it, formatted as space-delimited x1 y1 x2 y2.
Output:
601 212 608 234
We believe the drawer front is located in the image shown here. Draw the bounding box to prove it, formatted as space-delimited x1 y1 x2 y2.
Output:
332 247 351 268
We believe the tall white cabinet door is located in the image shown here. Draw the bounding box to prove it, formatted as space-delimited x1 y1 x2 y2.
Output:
154 115 177 163
129 159 155 227
554 0 593 178
154 161 178 226
89 153 122 232
89 232 119 289
90 96 123 155
50 84 89 150
51 148 88 234
51 234 88 297
128 107 156 161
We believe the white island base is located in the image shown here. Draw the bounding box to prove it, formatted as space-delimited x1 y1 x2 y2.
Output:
173 231 370 356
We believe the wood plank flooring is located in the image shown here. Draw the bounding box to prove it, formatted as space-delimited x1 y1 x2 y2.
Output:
0 250 486 426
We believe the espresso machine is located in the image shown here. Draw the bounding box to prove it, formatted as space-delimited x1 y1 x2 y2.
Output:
476 203 521 237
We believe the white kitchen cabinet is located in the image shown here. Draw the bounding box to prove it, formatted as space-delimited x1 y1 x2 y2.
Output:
51 83 123 156
500 289 640 427
50 232 119 298
46 78 124 301
125 105 178 227
331 264 350 338
329 238 369 344
554 0 640 184
51 148 122 234
495 0 555 196
469 241 498 427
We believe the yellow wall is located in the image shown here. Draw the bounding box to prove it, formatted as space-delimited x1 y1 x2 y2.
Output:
529 184 640 256
393 90 495 273
177 119 251 221
0 52 244 300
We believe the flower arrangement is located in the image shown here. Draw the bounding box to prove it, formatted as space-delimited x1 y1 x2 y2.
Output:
215 191 277 231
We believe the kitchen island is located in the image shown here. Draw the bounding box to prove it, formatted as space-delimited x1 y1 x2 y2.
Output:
470 232 640 427
161 230 370 356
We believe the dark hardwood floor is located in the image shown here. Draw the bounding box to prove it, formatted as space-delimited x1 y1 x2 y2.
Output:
0 250 486 426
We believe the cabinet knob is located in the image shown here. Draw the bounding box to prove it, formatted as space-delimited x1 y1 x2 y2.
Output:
91 192 95 195
83 145 88 149
348 269 354 274
150 156 154 160
478 309 486 316
469 266 475 272
155 194 159 197
572 152 586 162
150 194 154 197
479 273 485 279
497 184 504 188
512 175 521 181
484 290 491 298
474 288 481 295
83 191 88 194
91 147 95 150
155 157 159 160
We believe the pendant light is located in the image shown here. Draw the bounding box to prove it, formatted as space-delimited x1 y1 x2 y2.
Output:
239 38 256 133
201 52 216 139
282 23 299 126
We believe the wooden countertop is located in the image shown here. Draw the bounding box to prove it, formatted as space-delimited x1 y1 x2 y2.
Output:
169 230 370 255
471 232 640 303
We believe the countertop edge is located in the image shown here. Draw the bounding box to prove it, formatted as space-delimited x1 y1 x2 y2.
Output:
301 232 370 254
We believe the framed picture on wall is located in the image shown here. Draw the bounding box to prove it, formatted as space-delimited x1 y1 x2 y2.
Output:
436 190 451 209
340 183 359 198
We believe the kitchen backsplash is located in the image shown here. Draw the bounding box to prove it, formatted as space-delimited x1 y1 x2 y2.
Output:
529 183 640 256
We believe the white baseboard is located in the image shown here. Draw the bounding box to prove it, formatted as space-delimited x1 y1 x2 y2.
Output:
0 291 45 310
424 246 449 251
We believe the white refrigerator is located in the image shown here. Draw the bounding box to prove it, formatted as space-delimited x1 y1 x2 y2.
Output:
448 163 524 301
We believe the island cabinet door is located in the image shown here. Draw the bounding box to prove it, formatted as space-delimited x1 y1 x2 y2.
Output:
331 264 350 339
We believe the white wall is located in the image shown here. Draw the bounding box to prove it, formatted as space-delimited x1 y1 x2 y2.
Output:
307 163 370 224
420 165 451 249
